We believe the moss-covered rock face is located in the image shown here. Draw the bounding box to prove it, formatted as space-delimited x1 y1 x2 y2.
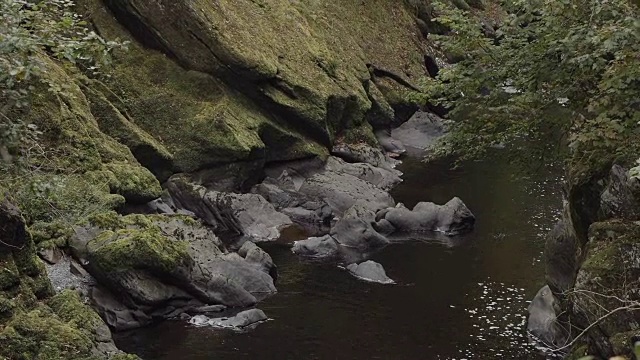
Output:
570 220 640 357
78 0 428 165
0 203 136 360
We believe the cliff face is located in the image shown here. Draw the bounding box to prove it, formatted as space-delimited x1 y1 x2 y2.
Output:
1 1 437 357
532 155 640 359
74 0 432 183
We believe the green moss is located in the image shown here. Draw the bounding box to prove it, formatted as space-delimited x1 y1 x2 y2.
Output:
48 290 104 337
99 162 162 203
0 307 96 360
0 295 15 321
88 225 191 274
30 221 74 248
0 255 21 291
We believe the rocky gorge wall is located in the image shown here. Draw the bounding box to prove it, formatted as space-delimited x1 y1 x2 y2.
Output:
1 0 483 358
528 155 640 359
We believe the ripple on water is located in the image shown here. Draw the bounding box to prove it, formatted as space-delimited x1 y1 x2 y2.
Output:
443 281 540 360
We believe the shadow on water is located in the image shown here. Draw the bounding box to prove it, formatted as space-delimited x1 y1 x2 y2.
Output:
114 152 563 360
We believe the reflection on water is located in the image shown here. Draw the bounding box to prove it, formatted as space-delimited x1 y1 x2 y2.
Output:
115 153 563 360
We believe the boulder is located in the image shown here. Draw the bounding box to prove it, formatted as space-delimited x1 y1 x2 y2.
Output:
527 285 567 348
167 177 293 242
375 197 475 236
391 111 446 156
298 167 395 216
346 261 395 284
292 235 340 260
331 203 390 251
69 212 278 329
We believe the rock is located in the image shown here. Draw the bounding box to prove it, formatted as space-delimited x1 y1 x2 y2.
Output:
167 176 293 242
331 142 400 169
299 168 395 216
375 130 407 157
346 261 395 284
238 241 278 280
191 305 227 315
45 256 95 296
292 235 340 260
571 221 640 357
189 309 268 331
69 212 278 329
95 0 427 168
280 205 333 237
600 164 640 219
391 111 446 156
527 285 567 348
324 156 402 191
38 247 64 265
331 203 390 251
375 197 475 236
544 217 581 294
90 286 151 330
146 198 176 214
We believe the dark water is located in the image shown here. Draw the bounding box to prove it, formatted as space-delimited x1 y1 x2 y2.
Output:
115 154 563 360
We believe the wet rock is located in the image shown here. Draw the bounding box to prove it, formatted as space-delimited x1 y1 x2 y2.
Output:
527 285 567 348
292 235 340 260
346 261 395 284
375 197 475 236
544 217 581 294
167 176 293 242
391 111 446 156
331 202 389 251
189 309 268 330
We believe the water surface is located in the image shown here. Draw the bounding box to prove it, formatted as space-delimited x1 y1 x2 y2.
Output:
116 153 562 359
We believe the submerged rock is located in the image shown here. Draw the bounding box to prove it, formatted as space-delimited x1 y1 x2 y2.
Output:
375 197 475 236
189 309 268 331
346 261 395 285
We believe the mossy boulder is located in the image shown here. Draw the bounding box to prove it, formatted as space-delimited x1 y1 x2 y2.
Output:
69 212 277 329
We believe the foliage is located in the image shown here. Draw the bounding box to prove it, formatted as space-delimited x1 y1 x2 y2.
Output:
0 0 125 162
421 0 640 167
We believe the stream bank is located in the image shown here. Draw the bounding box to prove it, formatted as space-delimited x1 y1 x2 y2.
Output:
114 153 563 359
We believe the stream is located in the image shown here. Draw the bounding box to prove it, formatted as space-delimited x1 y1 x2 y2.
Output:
115 152 563 359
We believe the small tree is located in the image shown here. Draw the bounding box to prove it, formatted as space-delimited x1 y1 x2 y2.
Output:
421 0 640 166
